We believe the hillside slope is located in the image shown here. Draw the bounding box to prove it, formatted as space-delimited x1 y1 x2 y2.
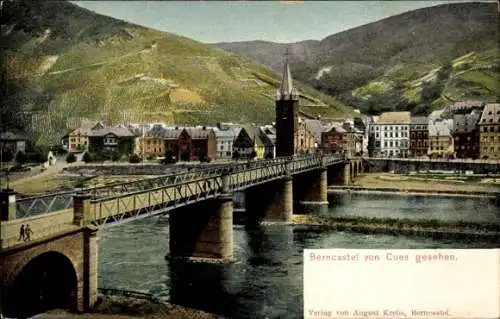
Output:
215 2 499 114
1 0 352 146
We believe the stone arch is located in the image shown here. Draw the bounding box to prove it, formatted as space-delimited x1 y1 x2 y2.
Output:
4 251 79 318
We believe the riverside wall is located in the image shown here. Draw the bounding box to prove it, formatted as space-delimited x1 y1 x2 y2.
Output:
365 158 500 174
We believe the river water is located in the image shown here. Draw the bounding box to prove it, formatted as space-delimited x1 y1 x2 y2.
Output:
98 193 499 319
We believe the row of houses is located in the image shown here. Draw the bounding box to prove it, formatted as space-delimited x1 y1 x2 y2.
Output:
367 101 500 159
62 115 372 162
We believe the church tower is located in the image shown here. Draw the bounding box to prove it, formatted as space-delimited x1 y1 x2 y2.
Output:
275 50 299 157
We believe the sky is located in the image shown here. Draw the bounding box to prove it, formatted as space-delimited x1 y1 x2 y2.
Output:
72 1 492 43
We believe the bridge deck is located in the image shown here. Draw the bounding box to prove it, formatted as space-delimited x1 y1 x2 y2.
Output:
2 155 345 243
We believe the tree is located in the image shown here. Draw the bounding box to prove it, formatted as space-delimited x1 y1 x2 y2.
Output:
201 156 212 163
249 150 257 159
163 149 176 164
82 152 93 163
66 153 76 163
232 150 240 160
15 151 27 165
51 145 68 155
0 149 14 162
128 154 142 163
111 152 122 162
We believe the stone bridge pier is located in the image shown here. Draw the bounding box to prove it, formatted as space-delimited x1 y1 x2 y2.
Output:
294 168 328 214
327 162 351 186
244 177 293 226
168 193 234 261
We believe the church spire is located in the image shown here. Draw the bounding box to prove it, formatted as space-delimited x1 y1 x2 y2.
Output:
277 47 298 101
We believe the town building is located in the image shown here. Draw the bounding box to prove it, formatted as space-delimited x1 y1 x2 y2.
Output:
446 100 485 116
164 127 217 162
320 124 347 155
370 112 411 158
134 124 167 159
366 116 379 157
409 116 429 158
88 126 136 155
428 118 454 158
260 125 276 159
353 117 368 156
275 55 299 157
478 103 500 159
0 132 26 156
341 123 357 158
233 125 265 159
68 121 105 153
303 119 333 149
215 129 238 159
428 110 444 122
452 109 481 159
295 119 316 154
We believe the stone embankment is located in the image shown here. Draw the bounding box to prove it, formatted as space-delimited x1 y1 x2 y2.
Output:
292 215 500 242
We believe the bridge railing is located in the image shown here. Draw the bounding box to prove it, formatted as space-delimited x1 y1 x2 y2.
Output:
14 165 230 218
14 154 344 221
86 154 344 226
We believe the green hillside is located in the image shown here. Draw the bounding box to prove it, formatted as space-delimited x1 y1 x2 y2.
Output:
215 2 499 115
1 0 352 146
350 49 500 114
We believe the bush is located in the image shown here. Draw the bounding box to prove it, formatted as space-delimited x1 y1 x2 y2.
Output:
66 153 77 163
15 151 27 165
51 145 68 155
111 152 122 162
232 150 240 160
0 149 14 162
201 156 212 163
82 152 93 163
162 149 176 164
25 144 49 163
249 150 257 159
265 152 274 159
129 154 142 163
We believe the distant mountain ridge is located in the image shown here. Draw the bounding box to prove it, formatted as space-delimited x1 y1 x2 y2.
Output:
215 2 499 115
1 0 352 146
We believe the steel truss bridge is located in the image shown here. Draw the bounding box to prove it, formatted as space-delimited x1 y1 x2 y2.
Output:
15 155 345 225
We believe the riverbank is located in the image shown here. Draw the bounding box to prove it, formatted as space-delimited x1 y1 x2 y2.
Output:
31 290 224 319
350 173 500 194
291 215 500 242
328 185 499 198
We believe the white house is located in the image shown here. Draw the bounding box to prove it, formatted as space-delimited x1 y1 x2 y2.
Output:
215 129 238 159
370 112 411 158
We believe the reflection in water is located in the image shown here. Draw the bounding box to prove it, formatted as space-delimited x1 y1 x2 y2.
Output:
168 261 242 315
99 195 500 318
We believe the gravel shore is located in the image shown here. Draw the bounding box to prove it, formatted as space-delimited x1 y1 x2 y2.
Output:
31 293 225 319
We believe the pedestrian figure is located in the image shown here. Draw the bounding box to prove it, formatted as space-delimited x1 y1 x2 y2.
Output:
18 224 25 241
24 224 33 241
